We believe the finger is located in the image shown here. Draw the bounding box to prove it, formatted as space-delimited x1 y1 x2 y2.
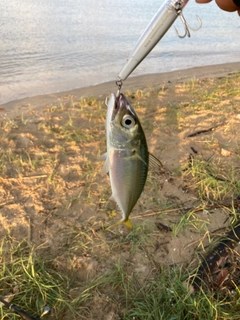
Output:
215 0 240 11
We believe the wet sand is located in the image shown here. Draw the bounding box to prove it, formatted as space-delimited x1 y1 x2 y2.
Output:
1 61 240 119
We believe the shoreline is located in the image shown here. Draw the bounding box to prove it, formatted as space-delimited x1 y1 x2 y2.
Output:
1 61 240 119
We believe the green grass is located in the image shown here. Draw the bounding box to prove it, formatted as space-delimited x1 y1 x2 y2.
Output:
183 154 240 201
0 238 81 319
84 261 240 320
1 240 240 320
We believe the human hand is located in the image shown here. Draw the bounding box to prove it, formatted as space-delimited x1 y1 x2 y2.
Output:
196 0 240 15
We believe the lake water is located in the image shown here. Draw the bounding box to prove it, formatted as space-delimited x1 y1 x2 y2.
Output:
0 0 240 106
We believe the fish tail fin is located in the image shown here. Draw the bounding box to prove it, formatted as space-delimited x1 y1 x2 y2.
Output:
108 219 133 230
122 219 133 229
115 219 133 230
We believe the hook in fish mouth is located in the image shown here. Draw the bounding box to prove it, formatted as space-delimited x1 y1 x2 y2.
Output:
116 93 126 107
116 94 135 118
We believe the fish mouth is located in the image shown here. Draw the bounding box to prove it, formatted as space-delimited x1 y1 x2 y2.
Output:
111 94 120 120
112 93 133 121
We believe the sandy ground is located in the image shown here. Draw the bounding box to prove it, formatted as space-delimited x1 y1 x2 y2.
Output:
0 62 240 318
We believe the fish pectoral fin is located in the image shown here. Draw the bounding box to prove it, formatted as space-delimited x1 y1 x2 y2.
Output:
99 152 107 161
132 150 148 167
100 153 109 176
149 152 164 172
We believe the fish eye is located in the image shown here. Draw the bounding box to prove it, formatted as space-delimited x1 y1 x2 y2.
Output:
121 115 135 129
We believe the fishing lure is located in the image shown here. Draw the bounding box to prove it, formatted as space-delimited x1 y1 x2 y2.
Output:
118 0 201 83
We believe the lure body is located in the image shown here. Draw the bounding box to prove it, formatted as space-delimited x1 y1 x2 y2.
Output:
118 0 189 81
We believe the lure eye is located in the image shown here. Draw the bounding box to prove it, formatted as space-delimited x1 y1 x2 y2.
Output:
121 115 135 129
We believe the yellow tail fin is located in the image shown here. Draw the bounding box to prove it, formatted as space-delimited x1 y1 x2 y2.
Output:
108 219 133 230
121 219 133 230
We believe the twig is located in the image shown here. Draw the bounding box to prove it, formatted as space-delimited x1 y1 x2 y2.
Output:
6 174 48 181
132 208 182 219
132 199 240 220
22 175 48 179
186 122 227 138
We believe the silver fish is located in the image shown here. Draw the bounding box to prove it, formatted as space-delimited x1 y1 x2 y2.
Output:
102 93 149 229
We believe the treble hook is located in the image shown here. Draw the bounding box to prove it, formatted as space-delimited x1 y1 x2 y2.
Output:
175 13 202 38
116 79 122 97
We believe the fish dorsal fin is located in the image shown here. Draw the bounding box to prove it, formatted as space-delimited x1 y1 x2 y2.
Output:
149 152 164 172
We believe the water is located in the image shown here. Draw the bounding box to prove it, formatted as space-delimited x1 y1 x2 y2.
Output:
0 0 240 106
